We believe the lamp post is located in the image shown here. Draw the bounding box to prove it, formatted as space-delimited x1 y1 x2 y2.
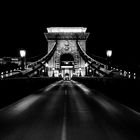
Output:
19 49 26 70
106 50 112 70
89 69 92 76
85 63 88 76
52 67 55 77
45 63 49 76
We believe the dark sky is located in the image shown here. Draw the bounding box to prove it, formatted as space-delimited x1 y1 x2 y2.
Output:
0 2 139 70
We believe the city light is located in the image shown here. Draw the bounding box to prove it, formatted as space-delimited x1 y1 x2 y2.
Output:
134 73 136 79
45 63 49 67
106 50 112 70
106 50 112 57
19 50 26 58
47 27 87 33
19 49 26 70
85 63 88 67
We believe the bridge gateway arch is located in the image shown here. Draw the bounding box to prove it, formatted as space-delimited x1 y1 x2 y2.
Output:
44 27 89 77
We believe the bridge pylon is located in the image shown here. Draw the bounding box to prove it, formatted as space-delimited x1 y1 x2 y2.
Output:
44 27 89 78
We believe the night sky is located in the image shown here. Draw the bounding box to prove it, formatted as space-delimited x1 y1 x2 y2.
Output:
0 3 139 71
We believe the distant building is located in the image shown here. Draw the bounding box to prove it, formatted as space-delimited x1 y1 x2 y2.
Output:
0 57 21 65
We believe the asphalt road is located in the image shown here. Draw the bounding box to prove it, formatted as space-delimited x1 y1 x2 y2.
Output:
0 80 140 140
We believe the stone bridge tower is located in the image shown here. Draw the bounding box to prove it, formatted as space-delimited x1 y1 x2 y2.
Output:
44 27 89 77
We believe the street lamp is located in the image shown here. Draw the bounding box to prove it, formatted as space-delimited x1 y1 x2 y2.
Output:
106 50 112 70
106 50 112 57
52 67 55 77
19 49 26 70
45 63 49 76
89 69 92 76
20 50 26 58
45 63 48 67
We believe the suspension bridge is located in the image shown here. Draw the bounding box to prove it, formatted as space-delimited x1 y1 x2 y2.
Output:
0 27 139 140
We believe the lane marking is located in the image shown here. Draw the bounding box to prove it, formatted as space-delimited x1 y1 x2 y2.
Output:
61 117 66 140
70 87 92 122
61 90 67 140
47 82 65 112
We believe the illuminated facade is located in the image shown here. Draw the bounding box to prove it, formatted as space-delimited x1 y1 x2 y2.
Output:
44 27 89 77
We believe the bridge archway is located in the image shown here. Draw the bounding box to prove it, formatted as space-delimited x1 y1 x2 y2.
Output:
60 53 74 78
60 53 74 65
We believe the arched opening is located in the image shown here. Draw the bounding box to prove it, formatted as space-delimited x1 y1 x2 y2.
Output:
60 53 74 66
60 53 74 79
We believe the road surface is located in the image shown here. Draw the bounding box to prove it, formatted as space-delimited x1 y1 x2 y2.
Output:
0 80 140 140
